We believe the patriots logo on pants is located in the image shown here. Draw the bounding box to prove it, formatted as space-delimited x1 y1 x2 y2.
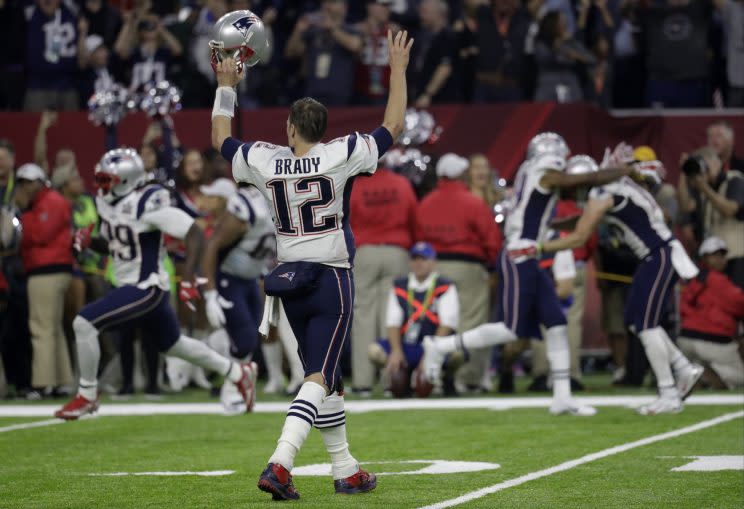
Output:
279 272 295 282
232 16 259 41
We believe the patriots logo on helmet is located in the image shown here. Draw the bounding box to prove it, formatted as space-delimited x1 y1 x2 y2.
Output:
232 16 259 41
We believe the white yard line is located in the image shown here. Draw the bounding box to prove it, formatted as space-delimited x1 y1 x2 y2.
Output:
0 394 741 417
417 410 744 509
0 418 64 433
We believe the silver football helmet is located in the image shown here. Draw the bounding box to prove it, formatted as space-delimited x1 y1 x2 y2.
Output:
526 132 570 160
95 148 146 203
209 10 269 73
566 155 598 175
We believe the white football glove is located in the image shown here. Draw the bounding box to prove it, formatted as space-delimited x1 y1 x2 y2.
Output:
204 289 234 329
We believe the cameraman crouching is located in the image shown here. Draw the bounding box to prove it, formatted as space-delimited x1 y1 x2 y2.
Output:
679 237 744 389
678 147 744 289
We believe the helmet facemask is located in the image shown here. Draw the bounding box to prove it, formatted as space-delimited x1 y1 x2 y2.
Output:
209 41 255 74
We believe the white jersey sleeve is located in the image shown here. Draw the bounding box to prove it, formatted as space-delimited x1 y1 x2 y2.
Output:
141 207 195 239
233 141 283 186
588 185 612 202
226 191 256 225
437 285 460 331
385 287 404 329
344 132 380 176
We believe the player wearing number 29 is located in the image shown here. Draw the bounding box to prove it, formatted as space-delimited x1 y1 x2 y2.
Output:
54 149 258 420
211 22 413 500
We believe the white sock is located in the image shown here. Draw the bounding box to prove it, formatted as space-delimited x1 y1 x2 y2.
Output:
315 393 358 480
638 327 678 397
545 326 571 401
437 323 517 354
166 335 238 381
269 381 326 471
73 316 100 401
659 332 691 375
262 341 284 385
278 309 305 383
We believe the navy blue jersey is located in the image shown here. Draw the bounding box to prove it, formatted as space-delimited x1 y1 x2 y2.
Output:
128 46 171 91
25 3 79 89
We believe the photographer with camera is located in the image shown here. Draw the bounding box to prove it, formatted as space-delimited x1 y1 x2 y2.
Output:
678 147 744 289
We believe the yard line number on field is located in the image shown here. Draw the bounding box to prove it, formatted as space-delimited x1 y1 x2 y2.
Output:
417 410 744 509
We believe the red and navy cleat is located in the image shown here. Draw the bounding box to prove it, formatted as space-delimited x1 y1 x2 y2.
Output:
54 394 100 420
257 463 300 501
234 361 258 412
334 468 377 495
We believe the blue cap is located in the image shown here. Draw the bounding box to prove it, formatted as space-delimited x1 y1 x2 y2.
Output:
410 241 436 260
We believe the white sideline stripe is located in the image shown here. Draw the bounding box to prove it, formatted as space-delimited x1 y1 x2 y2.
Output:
88 470 235 477
0 418 63 433
417 410 744 509
0 394 741 417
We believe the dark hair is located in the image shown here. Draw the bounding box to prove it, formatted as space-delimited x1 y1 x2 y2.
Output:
0 139 15 154
176 148 205 191
289 98 328 143
537 11 562 46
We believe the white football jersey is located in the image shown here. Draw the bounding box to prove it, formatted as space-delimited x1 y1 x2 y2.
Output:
231 134 380 268
504 154 564 250
588 176 673 259
219 186 277 280
96 184 194 290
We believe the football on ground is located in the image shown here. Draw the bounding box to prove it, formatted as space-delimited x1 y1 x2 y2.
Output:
1 380 742 509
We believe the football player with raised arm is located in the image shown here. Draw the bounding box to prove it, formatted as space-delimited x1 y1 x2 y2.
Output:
54 149 257 420
423 134 633 416
210 31 413 500
537 156 704 415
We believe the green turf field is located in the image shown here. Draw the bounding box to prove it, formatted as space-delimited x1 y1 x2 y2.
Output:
2 389 743 508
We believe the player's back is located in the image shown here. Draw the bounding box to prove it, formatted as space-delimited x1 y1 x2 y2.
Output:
504 154 564 249
96 184 171 290
220 186 277 280
232 133 380 268
590 176 673 259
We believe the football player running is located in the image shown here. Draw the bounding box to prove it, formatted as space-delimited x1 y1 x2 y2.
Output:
537 152 704 415
210 27 412 500
423 134 633 416
199 178 278 414
54 149 257 420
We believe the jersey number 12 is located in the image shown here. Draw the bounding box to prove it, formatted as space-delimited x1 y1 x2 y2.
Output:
267 176 338 235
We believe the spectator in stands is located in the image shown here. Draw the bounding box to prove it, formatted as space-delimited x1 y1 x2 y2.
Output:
0 139 15 206
32 112 77 175
410 0 459 107
679 147 744 289
190 0 229 85
471 0 532 103
285 0 362 106
354 0 396 105
416 153 502 392
23 0 81 111
79 0 123 48
534 10 596 102
543 0 578 35
349 156 418 395
612 0 645 108
707 121 744 172
639 0 712 108
714 0 744 107
453 0 480 103
15 163 74 399
114 10 183 92
679 236 744 388
464 153 501 208
77 33 115 104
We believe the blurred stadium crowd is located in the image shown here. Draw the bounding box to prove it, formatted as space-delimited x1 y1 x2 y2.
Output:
1 0 744 111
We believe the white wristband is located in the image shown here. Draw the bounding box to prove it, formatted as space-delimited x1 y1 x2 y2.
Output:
212 86 236 119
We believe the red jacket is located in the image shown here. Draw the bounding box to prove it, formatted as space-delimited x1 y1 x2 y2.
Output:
350 168 417 250
21 187 73 275
416 180 502 264
680 268 744 342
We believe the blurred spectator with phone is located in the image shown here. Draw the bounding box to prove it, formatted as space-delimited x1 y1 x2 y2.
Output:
678 147 744 289
285 0 363 106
